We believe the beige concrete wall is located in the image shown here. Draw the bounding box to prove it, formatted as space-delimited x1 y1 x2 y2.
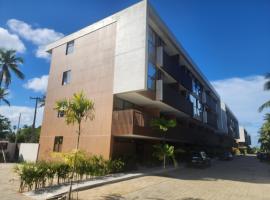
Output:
44 1 148 95
38 23 117 160
113 0 148 94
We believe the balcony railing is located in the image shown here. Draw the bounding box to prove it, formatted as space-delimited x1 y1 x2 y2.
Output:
206 111 217 128
112 109 224 147
205 93 217 112
112 109 154 137
157 46 192 91
162 83 193 116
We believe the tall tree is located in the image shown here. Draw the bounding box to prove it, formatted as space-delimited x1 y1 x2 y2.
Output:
259 73 270 112
0 88 10 106
0 115 12 140
54 91 94 200
258 120 270 152
0 49 24 88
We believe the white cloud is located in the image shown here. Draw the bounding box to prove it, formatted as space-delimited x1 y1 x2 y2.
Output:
0 105 44 128
211 75 269 146
7 19 64 59
23 75 48 93
0 27 25 53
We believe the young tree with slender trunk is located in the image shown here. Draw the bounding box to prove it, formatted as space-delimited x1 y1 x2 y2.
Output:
151 118 176 168
54 91 94 200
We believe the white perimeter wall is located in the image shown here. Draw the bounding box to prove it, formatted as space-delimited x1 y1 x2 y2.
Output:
19 143 39 162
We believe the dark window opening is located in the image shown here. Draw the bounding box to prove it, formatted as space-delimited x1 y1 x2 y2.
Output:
53 136 63 152
57 111 65 118
62 70 71 85
66 41 74 55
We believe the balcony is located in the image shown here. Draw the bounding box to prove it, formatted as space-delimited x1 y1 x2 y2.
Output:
205 93 217 112
162 83 193 116
112 109 155 137
206 111 217 128
156 46 192 91
112 109 221 146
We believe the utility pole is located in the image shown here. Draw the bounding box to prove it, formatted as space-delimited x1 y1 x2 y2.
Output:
30 97 41 142
13 113 21 161
15 113 21 144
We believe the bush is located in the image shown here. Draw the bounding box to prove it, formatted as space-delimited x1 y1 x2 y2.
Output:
14 151 125 192
232 147 241 155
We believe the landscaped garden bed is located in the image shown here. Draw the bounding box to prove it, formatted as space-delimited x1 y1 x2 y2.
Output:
14 150 124 192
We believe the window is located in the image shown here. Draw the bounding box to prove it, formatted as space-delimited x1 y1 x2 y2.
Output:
62 70 71 85
147 62 157 90
192 79 202 97
53 136 63 152
57 111 65 118
66 41 74 55
190 94 203 119
148 27 164 65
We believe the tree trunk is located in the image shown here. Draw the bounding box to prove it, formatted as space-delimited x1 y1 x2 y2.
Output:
68 122 81 200
163 154 166 169
1 146 6 163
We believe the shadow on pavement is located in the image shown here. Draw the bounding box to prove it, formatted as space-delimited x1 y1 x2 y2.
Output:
100 194 205 200
159 155 270 184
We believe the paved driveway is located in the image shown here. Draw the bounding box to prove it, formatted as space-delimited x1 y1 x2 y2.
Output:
0 163 30 200
0 156 269 200
78 155 270 200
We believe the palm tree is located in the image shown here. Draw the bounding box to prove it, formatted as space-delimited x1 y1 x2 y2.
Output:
0 88 10 106
54 91 94 200
0 49 24 88
259 73 270 112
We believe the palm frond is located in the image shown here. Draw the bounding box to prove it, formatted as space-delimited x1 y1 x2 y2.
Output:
9 65 25 80
264 80 270 91
0 49 25 87
259 100 270 112
0 88 10 106
2 98 10 106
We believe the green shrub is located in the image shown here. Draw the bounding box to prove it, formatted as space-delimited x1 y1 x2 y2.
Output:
107 158 125 173
153 143 177 168
14 151 125 192
232 147 241 155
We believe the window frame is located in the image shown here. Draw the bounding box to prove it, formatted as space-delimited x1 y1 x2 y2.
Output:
62 70 71 85
53 136 63 152
66 41 74 55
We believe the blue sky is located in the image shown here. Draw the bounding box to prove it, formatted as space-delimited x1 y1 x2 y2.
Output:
0 0 269 146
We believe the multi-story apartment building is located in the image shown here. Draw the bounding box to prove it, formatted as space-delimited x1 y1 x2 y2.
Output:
220 102 240 139
237 126 251 147
38 1 238 160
